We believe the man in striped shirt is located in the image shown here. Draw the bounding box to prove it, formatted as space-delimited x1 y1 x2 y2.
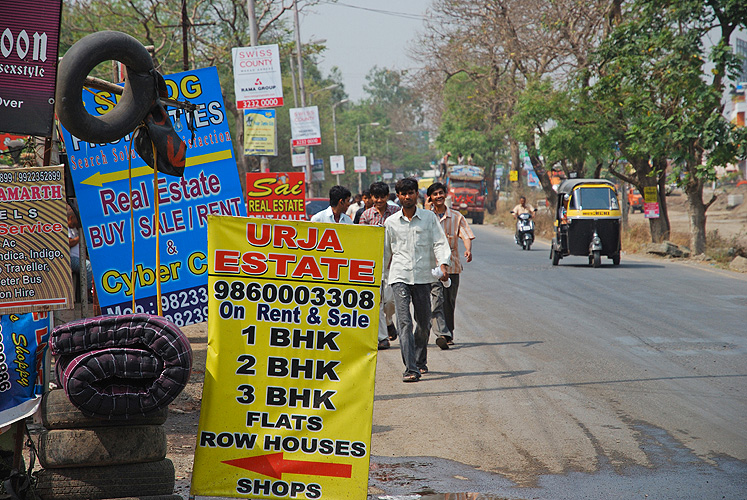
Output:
427 182 474 349
360 182 401 349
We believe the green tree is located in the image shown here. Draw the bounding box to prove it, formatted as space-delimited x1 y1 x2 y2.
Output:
513 78 618 207
435 73 504 208
414 0 611 203
592 0 747 250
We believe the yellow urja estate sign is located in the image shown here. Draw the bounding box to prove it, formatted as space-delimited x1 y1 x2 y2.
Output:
192 215 383 499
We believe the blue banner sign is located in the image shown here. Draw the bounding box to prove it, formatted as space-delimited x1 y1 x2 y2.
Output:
0 312 50 426
59 67 246 326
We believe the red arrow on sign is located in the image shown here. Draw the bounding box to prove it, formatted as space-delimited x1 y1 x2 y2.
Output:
223 452 352 480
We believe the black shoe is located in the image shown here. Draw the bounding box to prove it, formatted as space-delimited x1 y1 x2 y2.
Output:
387 324 398 341
436 336 449 350
419 366 428 374
402 373 420 382
378 338 390 350
447 338 455 345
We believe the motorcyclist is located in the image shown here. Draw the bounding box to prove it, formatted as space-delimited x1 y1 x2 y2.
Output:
512 196 535 243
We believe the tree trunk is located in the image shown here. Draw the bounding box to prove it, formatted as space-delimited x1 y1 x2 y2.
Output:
509 138 522 189
648 212 670 243
647 157 670 243
655 170 671 238
684 177 708 255
485 165 497 214
523 134 558 207
610 153 669 243
528 151 557 208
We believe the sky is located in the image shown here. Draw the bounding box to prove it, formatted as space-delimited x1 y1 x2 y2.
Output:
299 0 434 102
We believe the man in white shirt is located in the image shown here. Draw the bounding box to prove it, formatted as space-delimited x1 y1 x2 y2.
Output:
346 193 362 219
384 178 451 382
310 186 353 224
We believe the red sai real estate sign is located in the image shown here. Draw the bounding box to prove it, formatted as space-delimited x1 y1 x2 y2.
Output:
245 172 305 221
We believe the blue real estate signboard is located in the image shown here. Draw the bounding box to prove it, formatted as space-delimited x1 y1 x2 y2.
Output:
60 66 246 326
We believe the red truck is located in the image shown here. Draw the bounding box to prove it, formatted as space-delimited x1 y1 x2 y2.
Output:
627 188 644 213
446 165 486 224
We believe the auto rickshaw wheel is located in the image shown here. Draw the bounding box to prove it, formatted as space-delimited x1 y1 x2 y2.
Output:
612 253 620 265
592 250 601 268
551 247 560 266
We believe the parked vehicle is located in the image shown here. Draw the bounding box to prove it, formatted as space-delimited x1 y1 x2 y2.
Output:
512 211 536 250
551 179 622 268
446 165 486 224
304 198 328 220
627 188 644 213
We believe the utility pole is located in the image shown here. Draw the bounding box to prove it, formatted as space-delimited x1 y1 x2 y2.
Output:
332 99 348 185
181 0 189 70
158 1 213 71
246 0 264 171
357 122 379 195
293 0 313 197
247 0 258 46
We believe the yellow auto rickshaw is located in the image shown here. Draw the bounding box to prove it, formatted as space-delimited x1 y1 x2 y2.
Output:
550 179 621 267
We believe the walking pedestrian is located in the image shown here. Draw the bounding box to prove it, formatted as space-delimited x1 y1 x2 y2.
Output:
360 182 401 349
427 182 474 349
439 152 451 180
353 189 373 224
310 185 353 224
346 193 362 219
384 178 451 382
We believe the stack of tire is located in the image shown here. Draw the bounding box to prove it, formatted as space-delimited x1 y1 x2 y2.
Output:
34 389 180 500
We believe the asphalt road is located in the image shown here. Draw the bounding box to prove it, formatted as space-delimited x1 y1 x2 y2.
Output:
368 224 747 500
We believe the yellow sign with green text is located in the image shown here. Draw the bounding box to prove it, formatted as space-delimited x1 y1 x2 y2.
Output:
191 215 383 499
643 186 658 203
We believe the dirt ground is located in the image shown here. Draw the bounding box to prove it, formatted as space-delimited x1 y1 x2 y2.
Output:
647 184 747 248
165 321 208 498
157 185 747 496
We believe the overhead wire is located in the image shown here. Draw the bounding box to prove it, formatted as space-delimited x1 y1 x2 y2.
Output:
315 0 427 21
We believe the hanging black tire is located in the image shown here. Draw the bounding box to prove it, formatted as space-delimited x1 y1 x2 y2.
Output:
34 459 174 500
38 425 167 468
592 250 602 268
42 389 168 429
56 31 157 144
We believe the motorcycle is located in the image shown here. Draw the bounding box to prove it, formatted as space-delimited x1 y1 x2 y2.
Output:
512 211 536 250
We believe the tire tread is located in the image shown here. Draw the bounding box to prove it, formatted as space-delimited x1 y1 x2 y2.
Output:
34 459 174 500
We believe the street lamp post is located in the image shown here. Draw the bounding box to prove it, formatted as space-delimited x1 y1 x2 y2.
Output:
288 39 326 109
332 98 349 184
308 84 339 106
356 122 380 194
